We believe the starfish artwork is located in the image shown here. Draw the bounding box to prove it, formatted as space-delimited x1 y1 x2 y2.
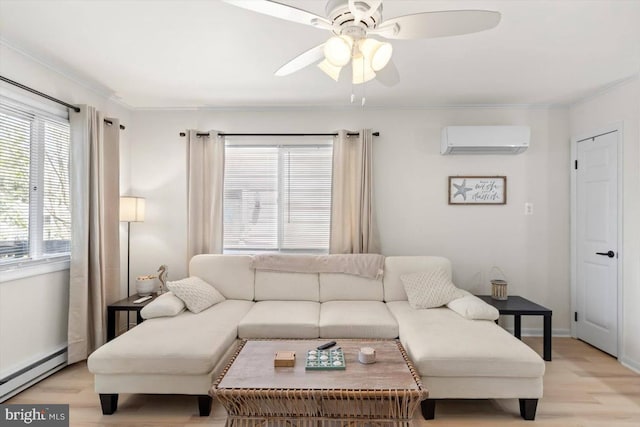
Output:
453 179 473 201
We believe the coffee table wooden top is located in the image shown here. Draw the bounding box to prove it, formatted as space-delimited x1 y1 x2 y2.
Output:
215 339 424 393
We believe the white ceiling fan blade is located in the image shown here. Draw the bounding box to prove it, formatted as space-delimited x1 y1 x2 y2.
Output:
375 60 400 87
275 43 326 76
375 10 501 40
224 0 331 29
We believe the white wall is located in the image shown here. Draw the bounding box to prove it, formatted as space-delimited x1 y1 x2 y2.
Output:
0 270 69 376
0 43 132 375
129 106 571 334
570 76 640 370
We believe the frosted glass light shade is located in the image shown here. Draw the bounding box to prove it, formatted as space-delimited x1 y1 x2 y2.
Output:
352 55 376 84
120 196 145 222
318 59 343 81
371 42 392 71
324 36 353 67
359 38 393 71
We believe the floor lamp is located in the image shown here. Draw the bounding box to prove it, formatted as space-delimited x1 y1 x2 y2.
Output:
120 196 145 328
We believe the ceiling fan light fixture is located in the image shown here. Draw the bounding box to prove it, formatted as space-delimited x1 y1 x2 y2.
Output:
318 59 343 81
351 54 376 84
359 38 393 71
324 35 353 67
371 41 392 71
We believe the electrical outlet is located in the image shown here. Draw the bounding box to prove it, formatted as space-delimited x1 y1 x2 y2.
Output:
524 202 534 215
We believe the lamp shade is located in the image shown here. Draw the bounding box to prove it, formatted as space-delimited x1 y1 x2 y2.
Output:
120 196 145 222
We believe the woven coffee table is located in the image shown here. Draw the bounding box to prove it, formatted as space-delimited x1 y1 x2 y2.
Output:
211 339 427 426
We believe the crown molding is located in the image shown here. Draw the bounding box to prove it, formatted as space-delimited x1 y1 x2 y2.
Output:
3 34 631 113
131 102 568 113
569 73 640 108
0 37 135 111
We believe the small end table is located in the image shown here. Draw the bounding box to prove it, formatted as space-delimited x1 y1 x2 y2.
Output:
477 295 552 361
107 295 156 341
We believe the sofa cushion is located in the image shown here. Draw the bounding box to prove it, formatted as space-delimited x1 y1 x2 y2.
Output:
384 256 452 302
400 268 463 309
319 273 383 302
319 301 398 338
88 299 254 375
189 254 254 300
238 301 320 338
140 292 185 319
167 276 226 313
254 271 319 301
386 301 545 378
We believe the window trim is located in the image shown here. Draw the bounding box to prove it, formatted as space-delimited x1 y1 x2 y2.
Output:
0 256 70 283
0 93 71 271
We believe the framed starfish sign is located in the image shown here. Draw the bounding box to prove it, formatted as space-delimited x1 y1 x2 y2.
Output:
448 176 506 205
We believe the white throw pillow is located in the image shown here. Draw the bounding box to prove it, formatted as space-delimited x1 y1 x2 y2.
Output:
167 276 226 313
400 268 464 309
447 291 499 320
140 292 185 319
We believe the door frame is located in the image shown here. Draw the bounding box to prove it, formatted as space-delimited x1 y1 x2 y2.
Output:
570 122 624 356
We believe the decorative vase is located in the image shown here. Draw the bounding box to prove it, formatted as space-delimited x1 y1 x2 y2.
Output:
136 275 159 296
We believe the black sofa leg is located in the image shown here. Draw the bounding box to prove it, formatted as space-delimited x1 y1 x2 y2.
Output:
198 395 212 416
99 394 118 415
519 398 538 420
421 399 436 420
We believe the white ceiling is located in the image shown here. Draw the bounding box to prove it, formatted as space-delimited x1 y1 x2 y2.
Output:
1 0 639 109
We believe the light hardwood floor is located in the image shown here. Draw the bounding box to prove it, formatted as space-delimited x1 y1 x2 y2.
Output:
7 338 640 426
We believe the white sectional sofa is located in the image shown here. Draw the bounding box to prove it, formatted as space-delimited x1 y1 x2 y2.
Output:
88 255 545 420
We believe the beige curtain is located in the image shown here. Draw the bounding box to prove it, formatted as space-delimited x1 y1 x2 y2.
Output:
186 130 225 260
68 106 120 364
330 129 380 254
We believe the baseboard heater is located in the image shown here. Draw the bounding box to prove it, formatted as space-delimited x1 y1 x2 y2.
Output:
0 347 67 402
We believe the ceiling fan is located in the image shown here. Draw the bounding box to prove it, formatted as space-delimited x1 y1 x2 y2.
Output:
223 0 501 86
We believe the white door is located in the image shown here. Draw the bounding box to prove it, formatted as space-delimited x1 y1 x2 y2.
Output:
576 130 618 356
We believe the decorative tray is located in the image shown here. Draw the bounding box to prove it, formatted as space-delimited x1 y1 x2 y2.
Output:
305 347 346 370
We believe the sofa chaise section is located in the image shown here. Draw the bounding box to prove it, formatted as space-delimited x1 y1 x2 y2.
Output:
88 299 253 415
383 256 546 420
88 254 257 415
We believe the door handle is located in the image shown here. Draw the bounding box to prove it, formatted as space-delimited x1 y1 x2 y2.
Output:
596 250 615 258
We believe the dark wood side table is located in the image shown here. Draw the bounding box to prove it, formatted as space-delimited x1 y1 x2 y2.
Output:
477 295 552 361
107 295 156 341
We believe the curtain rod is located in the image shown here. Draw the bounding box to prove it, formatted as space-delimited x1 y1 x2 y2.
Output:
179 131 380 137
0 75 125 130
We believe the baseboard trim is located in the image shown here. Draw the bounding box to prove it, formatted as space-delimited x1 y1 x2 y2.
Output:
502 327 571 337
0 350 67 402
620 356 640 374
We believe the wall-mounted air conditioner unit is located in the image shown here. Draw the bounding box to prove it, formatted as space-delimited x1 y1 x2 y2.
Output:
441 125 530 155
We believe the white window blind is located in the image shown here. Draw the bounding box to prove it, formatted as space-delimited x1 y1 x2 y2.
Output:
0 99 70 265
224 142 333 253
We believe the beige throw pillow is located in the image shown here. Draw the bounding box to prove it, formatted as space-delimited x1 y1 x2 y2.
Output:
140 291 185 319
167 276 225 313
400 268 463 309
447 290 499 320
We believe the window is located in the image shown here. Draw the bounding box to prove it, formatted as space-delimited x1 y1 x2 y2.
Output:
224 141 332 253
0 98 71 267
